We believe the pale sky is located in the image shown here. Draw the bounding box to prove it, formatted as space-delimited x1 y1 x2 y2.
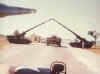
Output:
0 0 100 40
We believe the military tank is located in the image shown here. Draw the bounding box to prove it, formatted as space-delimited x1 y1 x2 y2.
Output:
52 18 95 48
69 34 95 48
7 19 52 44
7 30 31 44
60 24 95 48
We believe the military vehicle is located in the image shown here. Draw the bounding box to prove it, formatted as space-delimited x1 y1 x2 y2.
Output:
52 18 95 48
7 19 52 44
59 24 95 48
7 30 31 44
47 35 61 47
69 35 95 48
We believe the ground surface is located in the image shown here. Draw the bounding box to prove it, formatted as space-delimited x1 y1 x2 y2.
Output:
0 40 9 48
0 40 100 55
87 46 100 55
0 43 100 74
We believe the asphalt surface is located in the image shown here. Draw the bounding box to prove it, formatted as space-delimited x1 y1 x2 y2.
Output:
0 43 100 74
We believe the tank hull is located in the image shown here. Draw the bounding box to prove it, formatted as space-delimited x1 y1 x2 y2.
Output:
7 36 31 44
70 42 94 48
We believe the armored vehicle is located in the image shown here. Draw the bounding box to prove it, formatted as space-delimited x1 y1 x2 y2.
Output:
7 19 52 44
7 31 31 44
52 18 95 48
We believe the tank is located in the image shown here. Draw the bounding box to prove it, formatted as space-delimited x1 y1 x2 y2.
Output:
64 28 95 48
7 19 52 44
69 38 95 48
7 31 31 44
52 18 95 48
6 18 52 44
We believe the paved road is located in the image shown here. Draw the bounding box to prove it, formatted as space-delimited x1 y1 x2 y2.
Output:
0 43 100 74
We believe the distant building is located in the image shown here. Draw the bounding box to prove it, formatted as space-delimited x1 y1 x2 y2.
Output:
30 34 41 43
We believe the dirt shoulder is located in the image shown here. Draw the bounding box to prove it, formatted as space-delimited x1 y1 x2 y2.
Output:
0 40 9 48
84 46 100 55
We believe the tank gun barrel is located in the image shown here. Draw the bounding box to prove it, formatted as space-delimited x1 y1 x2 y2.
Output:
20 18 52 36
52 18 84 41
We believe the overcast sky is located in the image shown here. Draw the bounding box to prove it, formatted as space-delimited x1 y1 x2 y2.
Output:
0 0 100 40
